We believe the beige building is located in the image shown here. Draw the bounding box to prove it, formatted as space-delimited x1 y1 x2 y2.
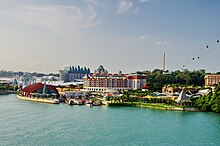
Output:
83 65 147 92
204 74 220 87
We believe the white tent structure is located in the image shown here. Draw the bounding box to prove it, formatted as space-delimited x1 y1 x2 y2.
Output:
175 90 189 103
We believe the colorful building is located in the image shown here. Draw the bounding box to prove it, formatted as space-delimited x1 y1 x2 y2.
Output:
17 83 60 104
204 74 220 87
83 65 147 92
21 83 59 97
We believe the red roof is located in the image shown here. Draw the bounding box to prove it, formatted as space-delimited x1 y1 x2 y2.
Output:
22 83 59 96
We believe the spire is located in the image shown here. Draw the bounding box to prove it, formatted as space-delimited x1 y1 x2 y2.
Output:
22 79 28 89
43 82 47 94
12 78 18 86
162 46 166 73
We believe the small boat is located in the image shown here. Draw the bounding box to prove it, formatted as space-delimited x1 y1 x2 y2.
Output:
86 101 93 107
65 98 74 105
53 99 60 104
92 102 101 106
58 97 65 102
77 100 83 105
72 99 83 105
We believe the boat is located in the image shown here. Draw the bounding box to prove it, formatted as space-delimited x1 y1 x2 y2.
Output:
65 98 74 105
86 100 93 107
58 97 65 102
72 99 83 105
92 102 101 106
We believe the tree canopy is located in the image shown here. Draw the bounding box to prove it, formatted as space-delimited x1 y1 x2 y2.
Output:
143 69 206 91
195 83 220 113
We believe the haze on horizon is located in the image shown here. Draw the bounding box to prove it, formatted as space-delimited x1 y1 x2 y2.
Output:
0 0 220 74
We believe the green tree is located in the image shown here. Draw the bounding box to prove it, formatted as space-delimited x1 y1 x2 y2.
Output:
195 83 220 113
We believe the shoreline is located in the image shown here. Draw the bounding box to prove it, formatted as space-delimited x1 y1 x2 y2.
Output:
17 95 60 104
0 90 16 95
2 94 201 112
106 102 201 112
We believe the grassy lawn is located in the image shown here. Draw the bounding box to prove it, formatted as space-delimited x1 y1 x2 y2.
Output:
107 102 184 109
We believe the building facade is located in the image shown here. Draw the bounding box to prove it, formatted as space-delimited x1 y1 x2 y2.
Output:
204 74 220 87
83 65 147 92
60 66 90 82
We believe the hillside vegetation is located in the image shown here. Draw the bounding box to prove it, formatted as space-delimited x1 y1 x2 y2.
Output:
195 84 220 113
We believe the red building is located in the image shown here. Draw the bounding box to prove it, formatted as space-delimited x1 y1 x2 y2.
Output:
22 83 59 97
83 65 147 92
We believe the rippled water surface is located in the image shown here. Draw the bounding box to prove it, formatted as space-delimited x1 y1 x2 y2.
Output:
0 94 220 146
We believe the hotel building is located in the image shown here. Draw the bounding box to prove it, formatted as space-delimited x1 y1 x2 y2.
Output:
83 65 147 92
204 74 220 87
59 66 90 82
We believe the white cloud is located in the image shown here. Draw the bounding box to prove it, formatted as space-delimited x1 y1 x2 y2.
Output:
120 35 158 44
140 0 159 3
118 0 133 13
84 0 102 27
139 35 147 40
31 62 41 67
117 0 159 14
5 4 100 35
31 62 48 68
140 0 148 2
87 6 101 27
155 41 170 46
139 35 158 41
84 0 100 5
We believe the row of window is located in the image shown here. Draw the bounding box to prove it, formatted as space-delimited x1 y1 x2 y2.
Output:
86 88 128 91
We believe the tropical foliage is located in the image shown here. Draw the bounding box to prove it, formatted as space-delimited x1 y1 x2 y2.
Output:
195 84 220 113
0 70 59 77
108 92 175 105
0 85 14 90
143 69 205 92
123 90 150 97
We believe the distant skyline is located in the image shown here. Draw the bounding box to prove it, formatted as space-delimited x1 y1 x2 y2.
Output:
0 0 220 73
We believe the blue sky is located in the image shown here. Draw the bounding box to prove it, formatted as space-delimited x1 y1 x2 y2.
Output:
0 0 220 73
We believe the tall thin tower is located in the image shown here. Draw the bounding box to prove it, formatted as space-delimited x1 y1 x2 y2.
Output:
162 46 166 73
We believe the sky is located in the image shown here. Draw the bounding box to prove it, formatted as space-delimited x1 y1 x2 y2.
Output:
0 0 220 74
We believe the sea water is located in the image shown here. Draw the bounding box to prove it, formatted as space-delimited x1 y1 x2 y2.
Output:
0 94 220 146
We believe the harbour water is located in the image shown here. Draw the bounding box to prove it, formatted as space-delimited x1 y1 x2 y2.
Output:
0 94 220 146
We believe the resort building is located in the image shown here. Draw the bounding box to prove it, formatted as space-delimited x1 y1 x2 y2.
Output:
204 74 220 87
162 85 198 95
83 65 147 92
162 85 181 95
59 66 90 82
